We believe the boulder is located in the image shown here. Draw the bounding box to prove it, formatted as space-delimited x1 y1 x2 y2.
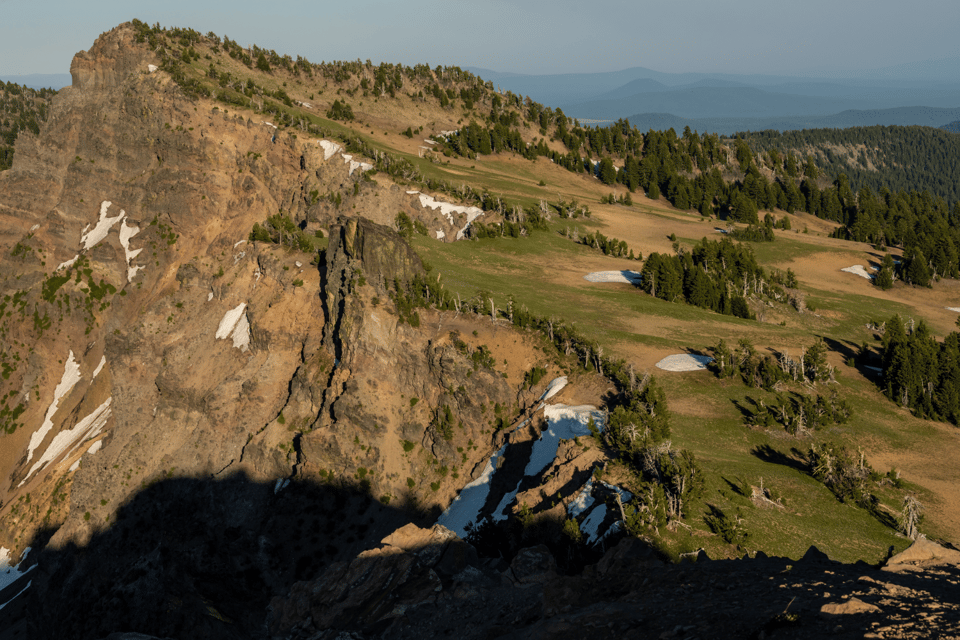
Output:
884 535 960 571
820 597 881 616
507 545 559 585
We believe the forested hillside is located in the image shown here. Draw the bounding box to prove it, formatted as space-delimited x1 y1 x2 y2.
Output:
736 126 960 206
0 81 56 170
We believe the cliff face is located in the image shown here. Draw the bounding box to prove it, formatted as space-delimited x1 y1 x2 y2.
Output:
0 24 557 639
0 23 526 572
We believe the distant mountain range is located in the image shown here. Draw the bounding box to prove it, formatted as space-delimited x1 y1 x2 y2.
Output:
627 107 960 136
943 121 960 133
468 64 960 134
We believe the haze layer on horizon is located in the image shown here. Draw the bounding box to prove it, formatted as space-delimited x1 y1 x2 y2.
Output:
1 0 958 81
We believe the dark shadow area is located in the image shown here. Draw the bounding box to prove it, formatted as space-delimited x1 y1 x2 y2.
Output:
3 470 960 639
821 335 858 364
0 471 425 640
751 443 809 473
722 476 748 497
732 396 760 421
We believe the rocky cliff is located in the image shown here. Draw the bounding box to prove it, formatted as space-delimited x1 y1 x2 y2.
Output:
0 24 549 638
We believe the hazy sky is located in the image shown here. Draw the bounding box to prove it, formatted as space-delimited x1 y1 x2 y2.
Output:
1 0 958 78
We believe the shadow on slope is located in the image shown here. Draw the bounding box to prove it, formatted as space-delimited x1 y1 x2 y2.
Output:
2 471 426 640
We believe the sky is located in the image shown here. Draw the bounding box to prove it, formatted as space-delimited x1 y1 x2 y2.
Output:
1 0 959 79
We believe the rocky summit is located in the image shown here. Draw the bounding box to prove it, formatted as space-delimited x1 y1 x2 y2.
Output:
1 22 959 640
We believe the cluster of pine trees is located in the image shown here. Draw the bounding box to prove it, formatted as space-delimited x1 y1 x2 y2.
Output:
639 237 776 319
880 315 960 425
576 230 640 259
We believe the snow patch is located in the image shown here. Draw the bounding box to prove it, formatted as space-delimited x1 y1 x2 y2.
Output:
580 504 608 542
540 376 567 401
0 547 29 592
493 480 523 522
525 404 604 477
87 440 103 455
415 193 484 240
147 64 158 73
437 445 507 537
21 398 112 485
29 224 39 232
655 354 713 372
118 219 143 282
92 356 106 379
68 459 80 472
602 481 633 503
81 201 125 251
947 307 960 313
319 140 342 161
26 352 82 463
583 271 642 285
339 154 373 175
841 265 875 280
274 478 291 494
566 478 633 543
0 580 32 612
567 478 597 519
207 292 214 302
234 240 246 249
436 230 445 240
56 255 79 271
216 303 250 352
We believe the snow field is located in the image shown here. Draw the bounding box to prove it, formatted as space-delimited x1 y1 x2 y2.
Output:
540 376 567 401
0 581 32 612
415 193 484 240
841 265 876 280
21 398 112 485
566 478 634 544
436 445 508 537
92 356 106 379
118 219 143 282
525 404 603 477
26 352 81 463
655 354 714 372
583 271 642 285
81 201 125 251
0 547 34 611
216 303 251 351
319 140 342 160
56 255 79 271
